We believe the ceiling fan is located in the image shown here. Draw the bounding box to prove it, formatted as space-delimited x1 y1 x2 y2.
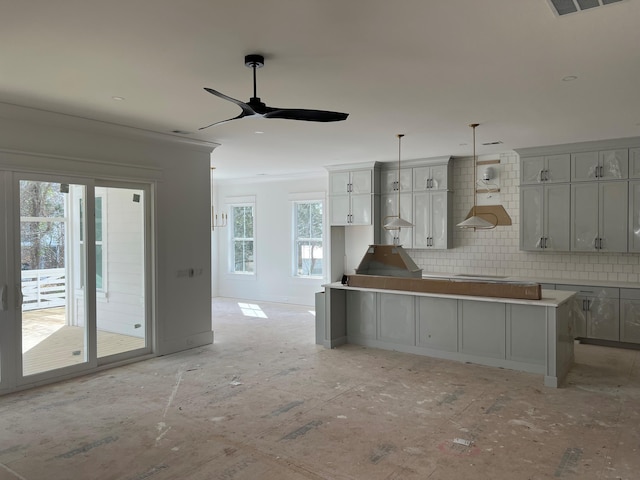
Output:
199 54 349 130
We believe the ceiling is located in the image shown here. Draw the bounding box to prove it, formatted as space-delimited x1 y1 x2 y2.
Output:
2 0 639 180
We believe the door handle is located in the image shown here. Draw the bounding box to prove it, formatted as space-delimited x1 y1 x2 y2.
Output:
600 165 604 178
16 284 23 309
0 285 7 311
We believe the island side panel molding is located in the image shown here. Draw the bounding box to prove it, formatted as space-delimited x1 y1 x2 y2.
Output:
545 302 574 388
346 290 377 340
459 300 507 359
378 293 415 346
325 288 347 348
506 304 547 366
417 296 458 352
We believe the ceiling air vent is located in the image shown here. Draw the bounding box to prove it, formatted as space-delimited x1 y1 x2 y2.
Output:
547 0 625 16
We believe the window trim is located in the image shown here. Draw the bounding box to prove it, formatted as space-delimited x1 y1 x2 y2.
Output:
226 197 256 275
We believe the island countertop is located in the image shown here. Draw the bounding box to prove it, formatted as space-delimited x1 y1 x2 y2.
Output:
323 282 576 307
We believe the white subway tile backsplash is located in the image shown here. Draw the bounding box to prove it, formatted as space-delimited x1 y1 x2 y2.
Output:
406 152 640 285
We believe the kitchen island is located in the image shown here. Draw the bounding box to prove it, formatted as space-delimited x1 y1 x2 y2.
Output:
320 282 576 387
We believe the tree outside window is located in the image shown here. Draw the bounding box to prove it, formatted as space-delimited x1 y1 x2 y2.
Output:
294 201 323 277
231 204 254 274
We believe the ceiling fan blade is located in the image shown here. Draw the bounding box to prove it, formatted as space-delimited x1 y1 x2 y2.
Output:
204 87 256 117
263 108 348 122
198 112 248 130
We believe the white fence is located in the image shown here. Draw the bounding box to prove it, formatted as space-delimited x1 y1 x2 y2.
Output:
21 268 66 311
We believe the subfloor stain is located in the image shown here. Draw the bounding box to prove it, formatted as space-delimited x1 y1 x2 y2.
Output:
128 464 168 480
554 447 583 477
437 389 464 406
281 420 322 440
267 400 304 417
55 435 118 459
484 395 511 414
370 444 395 464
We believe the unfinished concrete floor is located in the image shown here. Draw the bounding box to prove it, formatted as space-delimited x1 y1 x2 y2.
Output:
1 297 639 480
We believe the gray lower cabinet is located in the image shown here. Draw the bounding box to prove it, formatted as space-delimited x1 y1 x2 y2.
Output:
459 301 506 359
378 292 415 345
507 305 546 366
346 290 376 339
417 296 458 351
620 288 640 344
556 285 620 341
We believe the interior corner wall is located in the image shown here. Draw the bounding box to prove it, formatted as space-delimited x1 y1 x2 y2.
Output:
407 152 640 283
214 175 328 307
0 103 215 359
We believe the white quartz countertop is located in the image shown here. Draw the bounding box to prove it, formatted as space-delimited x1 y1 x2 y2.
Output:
420 272 640 290
324 282 576 307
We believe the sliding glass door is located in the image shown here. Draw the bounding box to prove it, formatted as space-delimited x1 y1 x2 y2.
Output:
12 174 151 387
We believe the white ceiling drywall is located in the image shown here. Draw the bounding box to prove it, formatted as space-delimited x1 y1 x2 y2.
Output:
1 1 639 179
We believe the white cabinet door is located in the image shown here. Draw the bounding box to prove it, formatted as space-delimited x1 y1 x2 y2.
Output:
413 192 431 248
350 170 372 194
600 149 628 180
429 164 449 190
521 157 545 184
572 150 628 182
572 151 599 182
521 184 569 251
545 184 571 251
571 183 599 251
329 171 350 195
381 193 412 246
630 148 640 179
413 191 448 249
429 191 449 249
521 155 570 184
413 165 449 191
329 195 350 226
350 194 373 225
629 180 640 252
520 185 544 250
546 154 571 183
599 181 628 252
381 168 412 193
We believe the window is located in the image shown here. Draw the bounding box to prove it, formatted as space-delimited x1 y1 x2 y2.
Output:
230 204 255 274
293 201 323 277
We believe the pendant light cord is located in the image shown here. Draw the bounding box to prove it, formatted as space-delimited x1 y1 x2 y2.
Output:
397 134 404 220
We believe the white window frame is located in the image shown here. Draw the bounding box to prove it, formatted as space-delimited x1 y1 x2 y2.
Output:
292 199 324 278
227 196 256 275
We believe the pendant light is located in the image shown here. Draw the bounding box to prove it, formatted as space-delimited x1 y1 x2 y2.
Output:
384 134 414 230
457 123 497 230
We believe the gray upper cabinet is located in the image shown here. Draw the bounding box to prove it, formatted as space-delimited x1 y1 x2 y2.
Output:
329 169 373 195
630 148 640 179
629 180 640 252
380 192 413 247
381 167 412 194
571 181 628 252
571 150 628 182
520 183 570 251
413 164 449 191
521 154 570 184
328 165 380 226
413 190 452 249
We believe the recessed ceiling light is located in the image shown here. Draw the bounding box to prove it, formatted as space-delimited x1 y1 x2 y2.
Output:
255 131 264 134
562 76 578 82
111 96 125 101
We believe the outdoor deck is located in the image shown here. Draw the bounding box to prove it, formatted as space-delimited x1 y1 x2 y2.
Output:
22 307 146 376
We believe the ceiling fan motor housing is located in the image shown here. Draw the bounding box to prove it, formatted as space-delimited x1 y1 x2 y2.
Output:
245 54 264 68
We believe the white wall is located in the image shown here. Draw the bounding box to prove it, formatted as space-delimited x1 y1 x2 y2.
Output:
213 174 328 306
408 152 640 283
0 103 217 363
